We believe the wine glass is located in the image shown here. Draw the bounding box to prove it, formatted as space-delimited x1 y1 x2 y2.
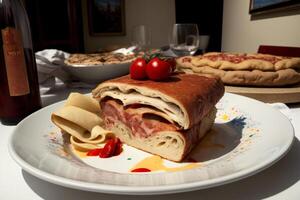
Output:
131 25 151 52
169 23 199 57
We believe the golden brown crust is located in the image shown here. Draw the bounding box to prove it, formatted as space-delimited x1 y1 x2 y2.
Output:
187 52 300 71
179 66 300 86
176 53 300 86
93 73 224 129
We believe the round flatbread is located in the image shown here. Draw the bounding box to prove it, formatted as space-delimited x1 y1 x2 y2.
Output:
176 53 300 86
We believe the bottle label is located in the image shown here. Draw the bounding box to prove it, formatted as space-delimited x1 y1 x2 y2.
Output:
1 27 30 96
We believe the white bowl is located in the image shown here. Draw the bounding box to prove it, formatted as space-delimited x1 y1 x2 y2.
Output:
63 62 131 84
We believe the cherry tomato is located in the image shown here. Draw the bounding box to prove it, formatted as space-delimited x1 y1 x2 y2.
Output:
146 58 172 81
166 58 176 72
130 58 147 80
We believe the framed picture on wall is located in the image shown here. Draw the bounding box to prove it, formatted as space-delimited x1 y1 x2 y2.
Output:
249 0 300 14
88 0 126 36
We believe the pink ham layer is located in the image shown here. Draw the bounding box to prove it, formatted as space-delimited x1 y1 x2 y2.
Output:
101 99 178 138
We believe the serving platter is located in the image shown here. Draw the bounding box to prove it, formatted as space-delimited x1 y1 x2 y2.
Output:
8 93 294 195
63 62 131 84
225 83 300 103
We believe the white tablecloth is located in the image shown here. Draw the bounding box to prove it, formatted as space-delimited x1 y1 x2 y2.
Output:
1 84 300 200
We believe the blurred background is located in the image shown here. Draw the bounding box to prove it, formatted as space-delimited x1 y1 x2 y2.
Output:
22 0 300 54
23 0 223 53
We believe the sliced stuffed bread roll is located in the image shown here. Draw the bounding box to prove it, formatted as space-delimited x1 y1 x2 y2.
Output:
92 73 224 161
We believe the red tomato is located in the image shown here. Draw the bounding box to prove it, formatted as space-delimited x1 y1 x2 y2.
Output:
146 58 172 81
99 138 122 158
99 139 114 158
166 58 176 72
130 58 147 80
114 141 123 155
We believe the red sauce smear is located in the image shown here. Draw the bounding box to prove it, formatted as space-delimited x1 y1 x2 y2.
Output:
131 168 151 172
86 137 122 158
86 148 102 156
203 53 282 64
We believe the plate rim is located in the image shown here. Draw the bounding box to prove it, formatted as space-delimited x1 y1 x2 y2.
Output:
7 93 295 195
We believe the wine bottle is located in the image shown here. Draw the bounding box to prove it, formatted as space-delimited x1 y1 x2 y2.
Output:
0 0 41 125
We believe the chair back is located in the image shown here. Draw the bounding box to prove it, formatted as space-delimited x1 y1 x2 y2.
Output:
258 45 300 57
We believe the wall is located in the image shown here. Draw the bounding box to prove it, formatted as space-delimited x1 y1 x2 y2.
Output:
222 0 300 53
81 0 175 52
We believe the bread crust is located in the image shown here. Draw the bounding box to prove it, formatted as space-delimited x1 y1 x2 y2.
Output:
188 52 300 71
177 53 300 86
179 66 300 86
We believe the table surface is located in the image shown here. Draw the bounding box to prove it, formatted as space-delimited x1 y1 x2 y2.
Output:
1 84 300 200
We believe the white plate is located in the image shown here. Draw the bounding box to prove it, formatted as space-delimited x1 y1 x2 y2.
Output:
63 62 131 84
8 93 294 195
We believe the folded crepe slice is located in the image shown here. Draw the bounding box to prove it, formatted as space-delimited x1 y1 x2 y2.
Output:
93 74 224 129
92 73 224 161
51 93 113 151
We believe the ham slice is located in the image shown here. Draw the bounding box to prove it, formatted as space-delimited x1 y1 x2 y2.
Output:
101 99 177 138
